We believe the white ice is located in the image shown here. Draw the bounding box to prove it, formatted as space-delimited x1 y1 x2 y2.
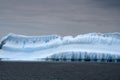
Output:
0 33 120 61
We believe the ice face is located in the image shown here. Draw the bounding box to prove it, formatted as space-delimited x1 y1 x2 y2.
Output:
0 33 120 62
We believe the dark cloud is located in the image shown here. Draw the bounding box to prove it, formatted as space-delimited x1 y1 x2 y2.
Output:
93 0 120 9
0 0 120 38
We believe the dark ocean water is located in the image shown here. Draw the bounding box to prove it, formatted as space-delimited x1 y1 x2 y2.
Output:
0 62 120 80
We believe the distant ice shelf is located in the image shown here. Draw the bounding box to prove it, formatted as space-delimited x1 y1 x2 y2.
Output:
0 32 120 62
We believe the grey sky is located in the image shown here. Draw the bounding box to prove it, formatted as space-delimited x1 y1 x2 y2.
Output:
0 0 120 38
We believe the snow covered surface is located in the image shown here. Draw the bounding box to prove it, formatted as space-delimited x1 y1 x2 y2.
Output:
0 33 120 62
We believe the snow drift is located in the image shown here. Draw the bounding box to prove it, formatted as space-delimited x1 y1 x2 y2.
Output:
0 33 120 62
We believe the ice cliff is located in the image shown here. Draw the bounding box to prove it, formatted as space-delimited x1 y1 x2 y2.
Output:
0 33 120 62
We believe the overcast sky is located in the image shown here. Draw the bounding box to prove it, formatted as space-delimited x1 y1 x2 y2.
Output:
0 0 120 38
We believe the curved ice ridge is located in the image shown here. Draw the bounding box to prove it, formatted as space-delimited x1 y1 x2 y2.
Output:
0 32 120 62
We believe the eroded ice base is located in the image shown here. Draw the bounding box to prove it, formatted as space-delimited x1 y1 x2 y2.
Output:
0 44 120 62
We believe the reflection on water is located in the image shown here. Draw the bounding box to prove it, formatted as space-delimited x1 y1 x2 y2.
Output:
0 58 120 62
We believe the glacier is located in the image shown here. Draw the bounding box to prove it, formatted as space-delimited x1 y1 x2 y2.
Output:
0 33 120 62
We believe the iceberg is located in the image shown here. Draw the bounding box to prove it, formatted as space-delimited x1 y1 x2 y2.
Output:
0 33 120 62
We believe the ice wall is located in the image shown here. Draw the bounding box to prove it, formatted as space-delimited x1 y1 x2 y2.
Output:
0 33 120 62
